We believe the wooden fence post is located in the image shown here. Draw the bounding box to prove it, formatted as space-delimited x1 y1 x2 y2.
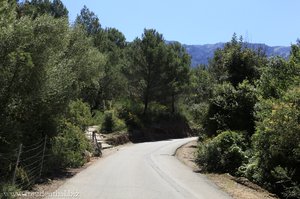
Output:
39 135 47 178
12 144 22 185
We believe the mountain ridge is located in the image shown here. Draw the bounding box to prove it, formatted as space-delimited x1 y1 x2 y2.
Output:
180 42 291 67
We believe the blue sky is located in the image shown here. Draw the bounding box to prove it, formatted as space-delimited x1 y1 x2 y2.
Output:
61 0 300 46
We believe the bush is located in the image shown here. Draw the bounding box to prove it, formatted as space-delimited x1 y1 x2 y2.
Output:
179 102 209 136
250 87 300 198
204 81 257 137
196 131 247 174
0 183 19 199
101 110 126 133
49 120 91 168
65 100 93 130
117 100 144 130
91 110 105 125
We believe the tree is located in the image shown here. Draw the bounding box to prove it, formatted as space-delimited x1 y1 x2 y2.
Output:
125 29 168 115
17 0 68 19
203 81 257 137
75 6 127 110
258 57 295 99
75 5 101 36
163 42 190 113
0 0 16 26
94 28 127 110
209 34 267 86
51 0 68 18
65 24 106 110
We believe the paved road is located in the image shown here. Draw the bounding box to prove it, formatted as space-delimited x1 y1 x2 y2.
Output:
46 137 232 199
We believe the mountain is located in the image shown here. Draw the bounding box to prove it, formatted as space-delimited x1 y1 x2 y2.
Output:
182 42 291 67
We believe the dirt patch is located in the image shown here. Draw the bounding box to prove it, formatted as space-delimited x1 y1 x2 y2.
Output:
176 140 279 199
18 143 132 199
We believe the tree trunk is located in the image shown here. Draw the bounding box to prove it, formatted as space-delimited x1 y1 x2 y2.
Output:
143 95 148 115
171 92 175 114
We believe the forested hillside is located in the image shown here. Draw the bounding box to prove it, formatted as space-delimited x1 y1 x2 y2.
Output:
0 1 299 199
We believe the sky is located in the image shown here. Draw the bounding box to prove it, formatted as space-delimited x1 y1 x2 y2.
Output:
61 0 300 46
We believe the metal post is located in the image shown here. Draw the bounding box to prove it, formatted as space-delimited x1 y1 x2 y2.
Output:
12 144 22 185
39 135 47 178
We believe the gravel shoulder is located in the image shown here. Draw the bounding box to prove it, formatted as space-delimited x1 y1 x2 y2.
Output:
175 140 279 199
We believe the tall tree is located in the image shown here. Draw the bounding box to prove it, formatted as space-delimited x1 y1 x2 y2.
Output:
125 29 167 115
209 34 267 86
75 5 101 36
163 42 190 113
17 0 68 19
75 6 127 110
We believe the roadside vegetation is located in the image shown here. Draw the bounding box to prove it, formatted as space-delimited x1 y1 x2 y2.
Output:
0 1 299 199
193 35 300 199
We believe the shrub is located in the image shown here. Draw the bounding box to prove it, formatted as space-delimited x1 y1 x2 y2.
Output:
0 183 19 199
50 120 91 168
101 110 126 133
65 100 93 130
204 81 257 137
117 100 144 130
196 131 247 174
91 110 105 125
250 87 300 198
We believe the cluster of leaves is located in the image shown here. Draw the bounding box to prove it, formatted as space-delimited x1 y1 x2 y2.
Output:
101 110 126 133
204 81 257 137
197 131 247 173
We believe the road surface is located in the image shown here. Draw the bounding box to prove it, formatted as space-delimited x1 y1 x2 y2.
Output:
46 137 232 199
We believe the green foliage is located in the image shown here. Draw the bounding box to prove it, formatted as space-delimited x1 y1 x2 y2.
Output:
0 9 106 187
102 111 114 133
117 99 144 130
91 110 105 125
65 100 93 130
50 120 91 168
75 6 127 110
75 5 101 35
209 34 267 86
0 0 17 27
125 29 167 115
101 110 126 134
162 42 190 113
204 81 257 137
181 67 214 134
196 131 247 174
0 183 19 199
258 57 298 99
250 87 300 198
125 29 191 115
17 0 68 19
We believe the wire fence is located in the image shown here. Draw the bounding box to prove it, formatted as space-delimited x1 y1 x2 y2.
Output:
0 132 101 191
0 136 48 190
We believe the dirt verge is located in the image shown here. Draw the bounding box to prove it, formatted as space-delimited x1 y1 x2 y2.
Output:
175 140 279 199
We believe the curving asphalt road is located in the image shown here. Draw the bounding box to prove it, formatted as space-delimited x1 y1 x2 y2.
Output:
46 137 232 199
